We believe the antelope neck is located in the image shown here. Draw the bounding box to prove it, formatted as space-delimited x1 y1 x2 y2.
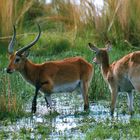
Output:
100 54 110 77
20 59 40 85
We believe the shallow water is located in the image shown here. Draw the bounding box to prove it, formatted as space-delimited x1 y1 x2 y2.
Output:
0 92 132 139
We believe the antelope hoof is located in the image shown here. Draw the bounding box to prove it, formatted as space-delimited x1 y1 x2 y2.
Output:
47 102 50 108
110 109 114 117
130 110 134 116
84 104 89 111
32 107 36 113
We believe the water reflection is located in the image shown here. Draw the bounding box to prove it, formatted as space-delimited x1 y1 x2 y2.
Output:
0 92 132 139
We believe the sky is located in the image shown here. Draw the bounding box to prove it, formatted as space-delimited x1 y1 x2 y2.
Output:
45 0 104 8
94 0 103 8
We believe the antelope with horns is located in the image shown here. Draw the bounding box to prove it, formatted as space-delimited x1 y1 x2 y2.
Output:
88 42 140 115
6 24 93 113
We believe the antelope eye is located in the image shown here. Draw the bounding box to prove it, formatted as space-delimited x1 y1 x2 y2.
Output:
95 51 98 55
15 58 20 63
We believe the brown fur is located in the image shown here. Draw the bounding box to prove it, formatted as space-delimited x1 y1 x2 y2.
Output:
89 43 140 115
7 53 93 112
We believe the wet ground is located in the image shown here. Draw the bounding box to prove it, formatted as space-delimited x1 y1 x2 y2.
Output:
0 92 133 139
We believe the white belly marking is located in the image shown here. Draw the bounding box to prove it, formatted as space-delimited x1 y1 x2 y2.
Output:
53 80 80 93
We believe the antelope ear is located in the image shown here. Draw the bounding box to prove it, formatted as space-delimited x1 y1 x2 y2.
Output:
23 50 30 57
88 43 99 52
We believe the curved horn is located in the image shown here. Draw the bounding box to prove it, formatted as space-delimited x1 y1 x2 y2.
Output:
16 23 41 56
8 25 16 54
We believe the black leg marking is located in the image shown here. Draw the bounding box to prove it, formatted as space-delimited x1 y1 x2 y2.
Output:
84 104 89 111
31 80 49 113
44 96 50 108
32 87 39 113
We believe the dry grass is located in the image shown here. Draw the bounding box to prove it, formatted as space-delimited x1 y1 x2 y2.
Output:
1 0 140 46
80 0 140 45
0 0 13 36
0 75 18 113
0 0 34 37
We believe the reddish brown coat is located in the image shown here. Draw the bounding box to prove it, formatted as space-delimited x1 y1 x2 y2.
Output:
7 54 93 112
89 43 139 115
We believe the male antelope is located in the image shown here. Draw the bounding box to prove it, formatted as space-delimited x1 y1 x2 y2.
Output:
88 42 140 115
6 24 93 113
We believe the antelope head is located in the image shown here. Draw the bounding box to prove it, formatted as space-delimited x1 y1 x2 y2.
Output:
6 24 41 74
88 42 112 65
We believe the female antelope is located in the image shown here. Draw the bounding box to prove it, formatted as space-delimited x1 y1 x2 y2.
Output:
88 42 140 115
6 24 93 113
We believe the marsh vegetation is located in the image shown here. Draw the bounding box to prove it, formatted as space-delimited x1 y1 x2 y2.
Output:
0 0 140 139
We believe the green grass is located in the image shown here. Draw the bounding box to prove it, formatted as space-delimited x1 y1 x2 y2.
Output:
0 70 31 120
85 119 140 140
0 32 132 120
0 35 140 139
0 1 140 139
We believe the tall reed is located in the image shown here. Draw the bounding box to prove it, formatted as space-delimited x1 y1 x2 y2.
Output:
1 0 140 46
0 0 34 37
0 71 25 120
80 0 140 46
0 0 13 36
